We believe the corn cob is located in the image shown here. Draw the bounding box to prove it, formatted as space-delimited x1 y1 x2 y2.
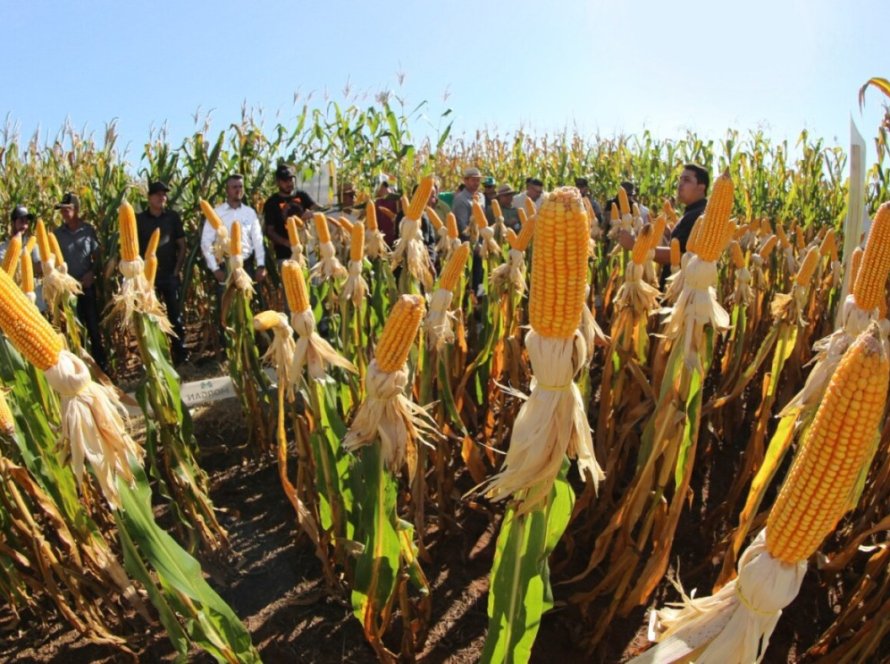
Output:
25 236 36 255
670 238 681 268
20 250 34 294
399 194 410 218
663 199 678 226
200 198 223 231
425 206 444 231
849 246 864 291
2 234 22 275
730 241 746 269
313 212 331 244
512 216 536 251
446 212 459 240
759 234 779 259
229 221 242 256
820 228 838 262
349 222 365 262
119 201 139 261
518 208 529 227
286 216 302 246
0 266 63 370
49 233 65 266
524 197 536 218
775 221 790 248
282 260 310 313
652 214 667 245
529 187 589 338
144 228 160 260
35 220 52 264
852 202 890 311
734 223 749 240
144 255 158 286
795 226 806 251
0 389 13 435
618 187 630 216
406 175 434 221
610 202 619 225
694 172 734 262
365 201 378 231
795 246 820 286
253 309 284 332
491 199 503 220
686 217 704 255
375 295 425 372
766 323 889 563
438 243 470 292
632 224 655 265
472 200 488 229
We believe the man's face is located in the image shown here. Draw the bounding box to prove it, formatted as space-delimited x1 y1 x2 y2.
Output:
60 206 76 224
677 169 705 206
148 191 167 211
527 183 543 201
497 193 514 208
483 184 496 200
226 179 245 202
464 176 481 193
277 176 295 195
578 185 590 197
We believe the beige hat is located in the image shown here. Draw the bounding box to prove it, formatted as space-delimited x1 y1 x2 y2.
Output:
462 167 482 178
496 184 518 197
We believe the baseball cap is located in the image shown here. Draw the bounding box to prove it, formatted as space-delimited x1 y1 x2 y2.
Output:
10 205 34 222
54 192 80 209
275 164 295 180
483 176 496 187
148 181 171 195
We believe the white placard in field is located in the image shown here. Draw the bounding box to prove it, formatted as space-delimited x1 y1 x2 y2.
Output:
124 368 276 416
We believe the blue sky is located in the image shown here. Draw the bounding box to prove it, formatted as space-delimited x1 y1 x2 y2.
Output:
2 1 888 159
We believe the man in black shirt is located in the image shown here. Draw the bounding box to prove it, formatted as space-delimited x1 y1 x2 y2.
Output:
263 163 316 261
136 181 188 363
617 163 709 265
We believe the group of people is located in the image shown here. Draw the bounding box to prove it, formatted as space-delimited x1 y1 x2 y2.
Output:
1 162 711 371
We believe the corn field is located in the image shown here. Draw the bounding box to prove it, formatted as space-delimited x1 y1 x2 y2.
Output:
1 80 890 663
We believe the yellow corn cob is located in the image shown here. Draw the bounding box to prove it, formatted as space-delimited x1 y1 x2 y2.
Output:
686 217 704 255
795 246 820 286
610 202 619 224
25 236 36 255
313 212 331 244
200 198 223 231
632 224 655 265
517 208 529 227
400 194 410 216
145 228 160 260
20 251 34 294
582 197 595 223
491 199 504 220
820 228 837 261
0 267 63 370
663 199 678 226
144 255 158 286
49 233 65 266
652 214 667 245
375 294 425 373
406 175 434 221
119 201 139 261
759 234 779 259
446 212 459 240
438 243 470 292
365 201 378 231
748 217 761 234
286 216 301 246
282 260 310 313
0 389 14 435
515 216 536 251
618 187 630 216
229 221 242 256
852 202 890 311
35 220 52 264
694 172 734 262
253 310 283 332
670 238 681 268
795 227 806 251
472 200 488 229
849 247 863 290
766 323 889 563
529 187 589 338
425 206 444 231
2 234 22 275
730 241 745 269
350 222 365 262
524 197 536 218
734 223 749 240
775 221 790 248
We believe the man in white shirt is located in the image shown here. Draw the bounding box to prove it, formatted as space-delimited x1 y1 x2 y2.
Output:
201 173 267 284
512 177 545 212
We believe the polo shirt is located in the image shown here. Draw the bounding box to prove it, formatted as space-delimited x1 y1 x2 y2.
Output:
54 222 99 280
136 208 185 275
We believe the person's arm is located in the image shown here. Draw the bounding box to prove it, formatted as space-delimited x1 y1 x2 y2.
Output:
249 213 267 282
200 219 224 281
172 215 187 276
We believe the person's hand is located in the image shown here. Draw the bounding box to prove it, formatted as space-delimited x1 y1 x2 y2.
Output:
255 266 267 283
214 268 226 283
617 229 634 251
81 270 95 288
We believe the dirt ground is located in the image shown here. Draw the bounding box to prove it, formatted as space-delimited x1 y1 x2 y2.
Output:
0 355 866 663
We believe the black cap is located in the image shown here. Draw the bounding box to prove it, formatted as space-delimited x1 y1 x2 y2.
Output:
54 192 80 209
575 177 589 188
148 181 171 195
11 205 34 222
275 164 295 180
